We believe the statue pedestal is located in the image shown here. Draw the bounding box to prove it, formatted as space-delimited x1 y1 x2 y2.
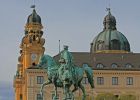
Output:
63 96 74 100
63 98 72 100
53 97 59 100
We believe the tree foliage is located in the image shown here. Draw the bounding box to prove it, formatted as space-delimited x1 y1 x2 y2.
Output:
119 94 136 100
95 93 118 100
95 93 136 100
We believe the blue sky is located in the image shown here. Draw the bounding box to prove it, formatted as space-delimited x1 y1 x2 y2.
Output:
0 0 140 99
0 82 14 100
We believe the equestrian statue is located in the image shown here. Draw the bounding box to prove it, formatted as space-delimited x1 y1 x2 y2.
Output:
38 45 94 100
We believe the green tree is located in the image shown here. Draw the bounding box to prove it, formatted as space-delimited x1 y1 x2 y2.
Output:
119 94 136 100
95 93 118 100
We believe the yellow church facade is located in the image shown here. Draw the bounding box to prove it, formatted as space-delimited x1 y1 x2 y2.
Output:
13 8 45 100
14 7 140 100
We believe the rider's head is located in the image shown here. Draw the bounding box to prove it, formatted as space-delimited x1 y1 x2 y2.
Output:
64 45 68 50
59 58 66 63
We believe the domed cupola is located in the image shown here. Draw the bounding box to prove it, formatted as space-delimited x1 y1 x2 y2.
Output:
24 6 43 35
27 8 41 24
103 8 116 30
90 8 130 53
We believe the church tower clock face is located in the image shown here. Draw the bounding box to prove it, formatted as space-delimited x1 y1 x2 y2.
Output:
31 53 37 61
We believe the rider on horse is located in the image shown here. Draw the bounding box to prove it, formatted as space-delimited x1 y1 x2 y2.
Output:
59 45 75 84
39 46 94 100
59 45 73 66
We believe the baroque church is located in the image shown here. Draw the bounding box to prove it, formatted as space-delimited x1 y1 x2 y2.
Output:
14 7 140 100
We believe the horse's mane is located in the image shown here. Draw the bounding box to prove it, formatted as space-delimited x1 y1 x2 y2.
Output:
44 54 58 67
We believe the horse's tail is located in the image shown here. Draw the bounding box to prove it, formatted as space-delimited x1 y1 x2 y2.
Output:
83 64 94 88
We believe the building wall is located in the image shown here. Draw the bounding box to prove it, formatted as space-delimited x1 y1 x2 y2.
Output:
25 69 140 100
94 70 140 99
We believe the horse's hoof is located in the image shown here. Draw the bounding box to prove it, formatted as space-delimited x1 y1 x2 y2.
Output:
53 96 59 100
82 95 86 100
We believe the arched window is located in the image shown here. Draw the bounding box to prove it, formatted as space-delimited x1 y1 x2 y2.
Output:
83 63 88 67
125 63 132 68
111 63 118 68
96 63 104 68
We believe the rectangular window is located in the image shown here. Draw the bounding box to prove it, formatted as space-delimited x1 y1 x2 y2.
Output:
37 94 43 100
20 94 22 100
97 77 104 85
37 76 44 84
112 77 118 85
127 77 133 85
82 77 88 84
29 76 34 86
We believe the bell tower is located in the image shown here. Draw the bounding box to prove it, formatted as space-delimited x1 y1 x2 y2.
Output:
14 6 45 100
21 7 45 70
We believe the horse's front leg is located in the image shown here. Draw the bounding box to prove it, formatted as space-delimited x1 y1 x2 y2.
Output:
63 83 67 100
40 80 52 97
79 83 86 100
53 86 59 100
68 88 74 100
63 84 71 100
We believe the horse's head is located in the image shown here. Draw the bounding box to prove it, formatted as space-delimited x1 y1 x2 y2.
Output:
38 54 57 70
38 55 48 69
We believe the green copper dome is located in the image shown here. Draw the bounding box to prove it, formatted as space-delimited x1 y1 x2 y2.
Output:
27 9 41 24
90 9 130 53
